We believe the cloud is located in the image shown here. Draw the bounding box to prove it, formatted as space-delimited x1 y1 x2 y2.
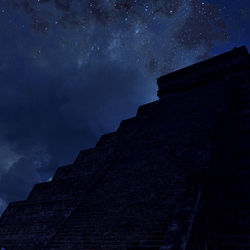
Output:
0 157 41 202
0 198 7 216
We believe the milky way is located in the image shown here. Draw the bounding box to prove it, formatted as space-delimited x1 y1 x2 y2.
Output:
10 0 227 73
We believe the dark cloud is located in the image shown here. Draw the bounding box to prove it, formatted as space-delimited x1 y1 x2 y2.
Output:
0 157 41 202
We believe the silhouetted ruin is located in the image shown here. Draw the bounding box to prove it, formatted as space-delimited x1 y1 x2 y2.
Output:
0 46 249 249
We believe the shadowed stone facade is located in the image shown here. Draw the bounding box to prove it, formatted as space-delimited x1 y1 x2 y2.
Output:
0 46 249 249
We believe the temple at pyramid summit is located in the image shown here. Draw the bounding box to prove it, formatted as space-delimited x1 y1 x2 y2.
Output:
0 46 250 249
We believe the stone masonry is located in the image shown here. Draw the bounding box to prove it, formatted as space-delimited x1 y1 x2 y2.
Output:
0 46 249 249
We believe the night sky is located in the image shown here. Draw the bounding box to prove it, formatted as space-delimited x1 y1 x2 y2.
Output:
0 0 249 215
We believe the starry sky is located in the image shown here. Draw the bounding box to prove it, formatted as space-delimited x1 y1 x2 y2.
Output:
0 0 249 214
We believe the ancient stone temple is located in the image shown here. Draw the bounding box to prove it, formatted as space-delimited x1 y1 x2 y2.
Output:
0 46 249 249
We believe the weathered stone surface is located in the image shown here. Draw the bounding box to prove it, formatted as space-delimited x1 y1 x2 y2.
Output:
0 46 249 249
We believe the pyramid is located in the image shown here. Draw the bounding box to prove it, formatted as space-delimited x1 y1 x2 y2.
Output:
0 46 249 249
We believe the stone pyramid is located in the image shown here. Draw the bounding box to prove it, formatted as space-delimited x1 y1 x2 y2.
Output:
0 46 249 249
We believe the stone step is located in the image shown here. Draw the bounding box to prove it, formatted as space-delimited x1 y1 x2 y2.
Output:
233 104 250 114
234 127 250 138
95 115 148 150
54 233 164 239
74 148 111 168
52 163 96 182
47 215 167 248
52 164 77 181
136 101 159 117
218 244 250 250
0 199 75 228
56 227 166 234
49 244 163 248
0 238 38 249
50 236 164 241
117 117 138 133
234 109 250 118
27 167 104 200
234 96 250 110
217 234 250 246
236 81 250 92
75 125 141 166
47 237 164 245
233 133 250 153
74 148 95 165
56 223 167 231
26 180 81 201
236 84 250 94
232 162 250 173
236 89 250 98
232 150 250 162
96 131 118 147
48 244 162 250
2 198 75 211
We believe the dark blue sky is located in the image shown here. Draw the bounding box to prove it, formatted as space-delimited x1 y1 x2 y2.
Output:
0 0 249 214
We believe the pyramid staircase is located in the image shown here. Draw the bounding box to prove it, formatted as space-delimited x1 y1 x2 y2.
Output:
0 101 156 249
0 47 249 250
215 72 250 249
184 53 250 250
